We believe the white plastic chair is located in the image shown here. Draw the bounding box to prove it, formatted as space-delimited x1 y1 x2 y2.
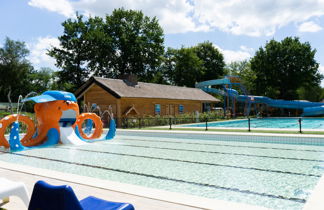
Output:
0 178 29 207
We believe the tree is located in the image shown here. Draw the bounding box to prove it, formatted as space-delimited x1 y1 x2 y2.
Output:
49 8 164 90
159 47 177 85
194 41 225 82
162 42 226 87
250 37 322 100
48 14 91 92
29 67 56 93
167 47 205 87
103 8 164 81
225 60 256 94
0 37 34 101
297 85 323 102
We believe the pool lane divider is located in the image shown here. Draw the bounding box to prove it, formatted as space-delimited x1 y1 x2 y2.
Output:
59 146 321 178
98 142 324 163
0 150 307 204
118 129 324 146
118 138 324 153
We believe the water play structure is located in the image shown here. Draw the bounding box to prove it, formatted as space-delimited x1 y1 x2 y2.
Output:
196 76 324 117
0 91 115 152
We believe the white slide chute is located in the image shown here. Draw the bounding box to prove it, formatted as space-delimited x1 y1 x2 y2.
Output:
60 127 86 145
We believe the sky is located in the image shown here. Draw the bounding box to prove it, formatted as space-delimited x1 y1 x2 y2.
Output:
1 0 324 84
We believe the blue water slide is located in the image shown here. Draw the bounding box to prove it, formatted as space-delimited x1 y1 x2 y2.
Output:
265 99 324 109
196 78 232 88
196 77 324 116
302 106 324 116
200 87 226 96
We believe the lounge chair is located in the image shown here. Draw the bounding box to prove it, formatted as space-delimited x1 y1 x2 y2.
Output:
0 177 30 207
28 180 135 210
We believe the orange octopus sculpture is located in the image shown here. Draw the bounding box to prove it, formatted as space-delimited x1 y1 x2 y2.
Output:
0 91 105 150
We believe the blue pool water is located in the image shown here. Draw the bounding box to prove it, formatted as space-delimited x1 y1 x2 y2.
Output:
183 118 324 129
1 131 324 209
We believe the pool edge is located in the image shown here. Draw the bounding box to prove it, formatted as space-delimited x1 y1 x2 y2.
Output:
117 129 324 138
303 173 324 210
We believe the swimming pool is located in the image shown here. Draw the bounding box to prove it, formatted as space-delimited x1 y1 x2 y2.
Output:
183 118 324 130
1 130 324 210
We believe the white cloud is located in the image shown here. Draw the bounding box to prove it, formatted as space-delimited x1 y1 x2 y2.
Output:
239 45 254 53
27 0 210 34
214 45 252 63
27 37 60 69
194 0 324 36
28 0 74 17
67 0 203 34
319 65 324 74
298 21 323 32
28 0 324 36
222 50 251 63
319 65 324 87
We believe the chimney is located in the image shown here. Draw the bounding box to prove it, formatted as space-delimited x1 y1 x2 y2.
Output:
119 74 138 86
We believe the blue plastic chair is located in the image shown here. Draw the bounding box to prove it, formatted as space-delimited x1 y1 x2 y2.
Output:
28 180 135 210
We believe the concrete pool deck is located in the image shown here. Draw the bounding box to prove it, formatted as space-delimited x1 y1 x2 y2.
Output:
0 160 270 210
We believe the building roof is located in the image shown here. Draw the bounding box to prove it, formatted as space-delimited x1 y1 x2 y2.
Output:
75 77 219 102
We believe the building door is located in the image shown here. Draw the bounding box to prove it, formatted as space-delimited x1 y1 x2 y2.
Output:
170 104 175 115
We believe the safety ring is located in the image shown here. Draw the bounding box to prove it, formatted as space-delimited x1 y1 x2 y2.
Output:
73 113 103 139
0 114 36 148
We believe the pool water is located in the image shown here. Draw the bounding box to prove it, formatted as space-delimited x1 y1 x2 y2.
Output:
184 118 324 130
1 131 324 210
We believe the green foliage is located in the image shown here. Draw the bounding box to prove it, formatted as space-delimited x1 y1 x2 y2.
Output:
158 47 177 84
0 111 34 119
49 9 165 91
48 14 91 92
103 8 164 81
194 41 225 81
150 71 169 84
172 47 204 87
163 42 225 87
122 111 225 128
29 67 56 93
0 111 35 134
0 37 34 101
225 60 256 93
250 37 322 100
0 38 62 103
296 85 323 102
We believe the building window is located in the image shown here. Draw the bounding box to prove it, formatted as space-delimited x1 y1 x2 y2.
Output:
203 103 211 112
179 104 184 114
155 104 161 115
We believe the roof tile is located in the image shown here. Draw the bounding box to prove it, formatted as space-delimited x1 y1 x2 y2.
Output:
93 77 219 102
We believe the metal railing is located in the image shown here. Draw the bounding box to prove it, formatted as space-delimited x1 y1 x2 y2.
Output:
119 117 316 134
